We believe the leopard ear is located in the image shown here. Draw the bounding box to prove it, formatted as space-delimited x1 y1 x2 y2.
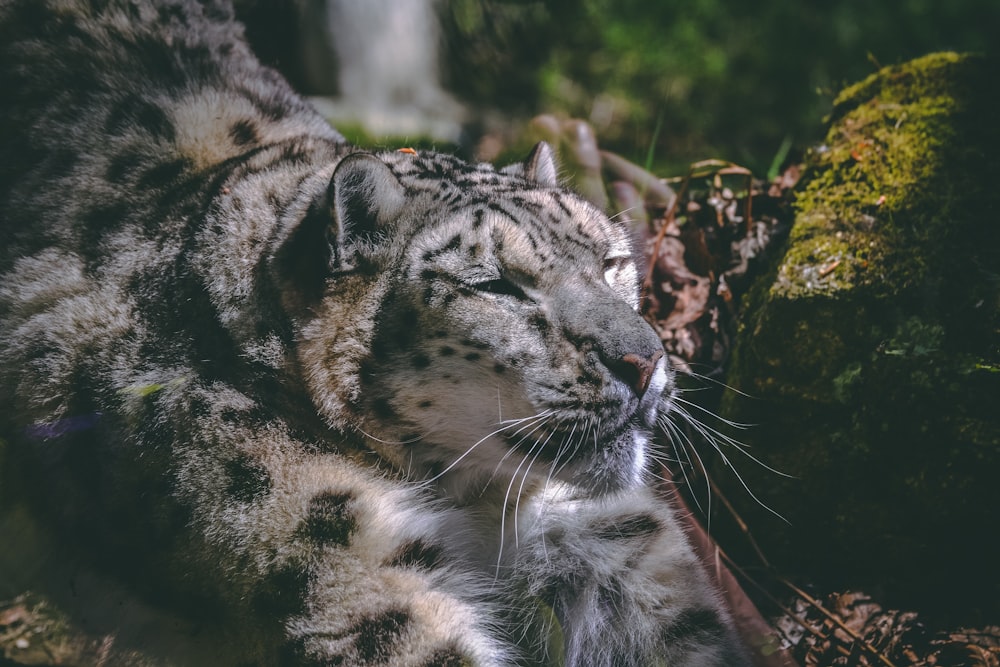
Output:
523 141 559 187
330 153 406 263
502 141 559 187
273 153 405 304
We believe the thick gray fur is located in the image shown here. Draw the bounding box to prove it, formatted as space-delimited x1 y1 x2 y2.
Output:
0 1 749 664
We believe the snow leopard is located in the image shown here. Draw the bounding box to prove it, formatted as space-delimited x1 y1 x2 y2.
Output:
0 0 749 665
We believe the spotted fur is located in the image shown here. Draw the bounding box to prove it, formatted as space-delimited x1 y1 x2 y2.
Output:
0 1 748 664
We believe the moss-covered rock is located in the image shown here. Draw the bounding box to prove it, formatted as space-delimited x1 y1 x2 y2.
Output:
718 52 1000 624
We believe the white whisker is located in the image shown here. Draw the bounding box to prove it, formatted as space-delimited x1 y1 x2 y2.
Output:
609 204 646 222
488 413 553 483
663 404 790 523
673 394 755 431
428 410 553 484
657 412 710 517
512 445 545 546
496 442 542 580
672 401 791 478
549 419 582 480
357 427 425 446
539 417 569 500
680 367 757 399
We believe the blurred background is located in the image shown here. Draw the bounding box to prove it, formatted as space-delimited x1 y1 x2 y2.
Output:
238 0 1000 174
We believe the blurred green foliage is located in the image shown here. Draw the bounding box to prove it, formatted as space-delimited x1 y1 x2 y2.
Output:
442 0 1000 174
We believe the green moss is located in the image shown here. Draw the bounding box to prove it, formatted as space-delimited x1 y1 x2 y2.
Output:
717 53 1000 624
881 317 945 358
777 53 982 301
831 361 863 403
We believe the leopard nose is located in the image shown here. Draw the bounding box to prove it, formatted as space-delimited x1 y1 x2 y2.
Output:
611 350 663 397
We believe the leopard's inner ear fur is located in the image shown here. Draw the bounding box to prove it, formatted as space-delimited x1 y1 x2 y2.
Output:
502 141 559 187
274 152 405 302
331 152 407 256
523 141 559 187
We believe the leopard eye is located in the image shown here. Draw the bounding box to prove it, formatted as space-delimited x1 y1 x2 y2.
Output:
471 278 529 301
